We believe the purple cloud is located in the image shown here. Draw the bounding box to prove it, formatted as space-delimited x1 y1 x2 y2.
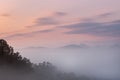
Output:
27 12 67 27
60 20 120 38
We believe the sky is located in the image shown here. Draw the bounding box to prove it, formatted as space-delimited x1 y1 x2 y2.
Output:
0 0 120 48
0 0 120 79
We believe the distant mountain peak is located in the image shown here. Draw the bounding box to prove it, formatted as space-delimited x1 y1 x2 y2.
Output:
61 44 88 49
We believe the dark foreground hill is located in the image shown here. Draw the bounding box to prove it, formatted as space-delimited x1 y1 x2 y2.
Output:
0 39 97 80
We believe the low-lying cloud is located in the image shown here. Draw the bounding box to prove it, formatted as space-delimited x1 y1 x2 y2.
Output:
22 45 120 79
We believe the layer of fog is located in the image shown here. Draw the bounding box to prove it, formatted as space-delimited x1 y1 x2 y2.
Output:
19 46 120 79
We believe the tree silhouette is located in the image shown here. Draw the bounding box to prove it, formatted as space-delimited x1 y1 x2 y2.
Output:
0 39 32 71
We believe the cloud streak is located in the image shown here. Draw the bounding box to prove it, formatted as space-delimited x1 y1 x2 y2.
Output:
3 29 53 39
0 13 11 18
96 12 114 18
60 20 120 38
54 12 67 16
27 12 67 27
33 17 58 26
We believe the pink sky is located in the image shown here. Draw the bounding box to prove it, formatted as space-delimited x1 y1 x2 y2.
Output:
0 0 120 48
